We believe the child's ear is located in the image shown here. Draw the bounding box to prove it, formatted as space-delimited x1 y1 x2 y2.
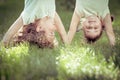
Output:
34 19 41 26
111 15 114 22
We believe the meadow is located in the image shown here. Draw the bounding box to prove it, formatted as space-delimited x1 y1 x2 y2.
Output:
0 0 120 80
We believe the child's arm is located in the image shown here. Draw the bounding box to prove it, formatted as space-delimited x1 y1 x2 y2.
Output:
2 16 23 44
67 11 80 44
54 12 67 44
103 14 115 46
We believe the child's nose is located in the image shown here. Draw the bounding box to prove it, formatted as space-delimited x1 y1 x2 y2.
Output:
89 24 95 28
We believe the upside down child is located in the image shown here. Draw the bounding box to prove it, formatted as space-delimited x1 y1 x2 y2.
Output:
68 0 115 46
2 0 67 48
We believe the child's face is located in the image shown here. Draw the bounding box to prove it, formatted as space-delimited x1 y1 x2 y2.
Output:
36 17 56 42
36 17 56 32
82 16 102 39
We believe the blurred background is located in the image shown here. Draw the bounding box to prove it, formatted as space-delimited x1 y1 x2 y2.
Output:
0 0 120 80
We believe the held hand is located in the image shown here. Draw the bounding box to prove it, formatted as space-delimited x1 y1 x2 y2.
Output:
109 37 115 47
64 37 69 44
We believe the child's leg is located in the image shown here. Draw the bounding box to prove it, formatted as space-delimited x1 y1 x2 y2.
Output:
2 16 23 44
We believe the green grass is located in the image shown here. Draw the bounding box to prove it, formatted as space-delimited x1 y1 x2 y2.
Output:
0 0 120 80
57 45 119 80
0 43 119 80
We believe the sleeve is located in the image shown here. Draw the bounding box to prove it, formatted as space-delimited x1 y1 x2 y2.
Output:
20 11 33 25
20 0 35 25
102 6 110 20
74 5 84 18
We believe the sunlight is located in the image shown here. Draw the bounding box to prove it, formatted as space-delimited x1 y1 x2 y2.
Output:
2 43 30 63
57 47 93 74
56 46 118 79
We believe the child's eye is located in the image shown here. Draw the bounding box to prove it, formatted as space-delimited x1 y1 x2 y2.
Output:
94 27 98 29
87 26 93 29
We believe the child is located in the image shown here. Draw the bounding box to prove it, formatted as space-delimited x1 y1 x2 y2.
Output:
2 0 67 48
67 0 115 46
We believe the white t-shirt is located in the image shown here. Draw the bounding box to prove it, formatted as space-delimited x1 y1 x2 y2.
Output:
21 0 56 25
75 0 110 29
